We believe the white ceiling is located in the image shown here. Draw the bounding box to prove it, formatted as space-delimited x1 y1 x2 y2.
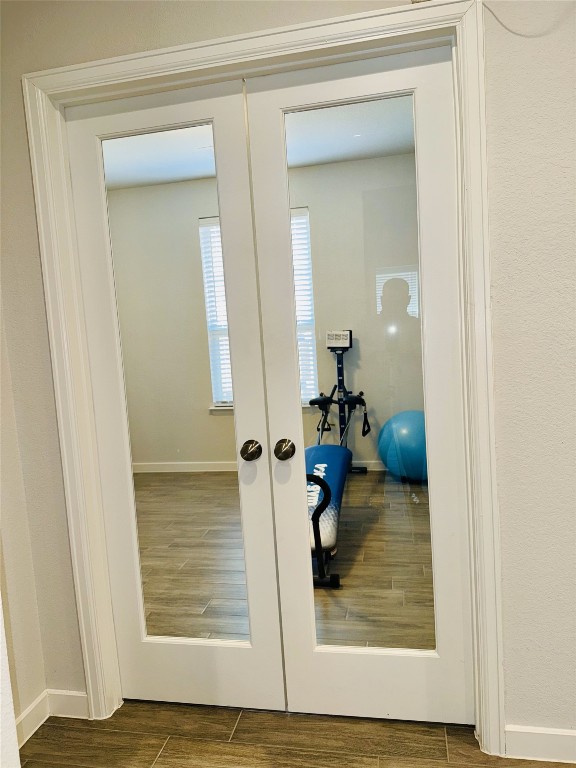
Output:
103 96 414 189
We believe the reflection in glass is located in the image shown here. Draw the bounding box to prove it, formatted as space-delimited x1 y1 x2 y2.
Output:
285 98 435 649
102 126 250 641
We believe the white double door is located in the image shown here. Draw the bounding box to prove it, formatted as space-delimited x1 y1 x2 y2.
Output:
66 45 473 724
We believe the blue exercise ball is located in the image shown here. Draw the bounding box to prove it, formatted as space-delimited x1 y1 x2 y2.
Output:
378 410 427 483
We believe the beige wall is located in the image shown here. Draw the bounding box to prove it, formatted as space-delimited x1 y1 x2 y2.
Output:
289 155 422 459
1 328 47 717
107 179 237 467
0 0 403 719
483 1 576 728
108 154 418 469
1 0 574 732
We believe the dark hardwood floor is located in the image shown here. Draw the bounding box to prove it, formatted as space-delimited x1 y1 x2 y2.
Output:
20 701 569 767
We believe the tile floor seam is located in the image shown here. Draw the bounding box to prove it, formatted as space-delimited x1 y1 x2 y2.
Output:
228 710 243 742
150 735 171 767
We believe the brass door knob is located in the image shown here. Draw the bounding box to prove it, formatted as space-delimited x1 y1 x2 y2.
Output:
274 439 296 461
240 439 262 462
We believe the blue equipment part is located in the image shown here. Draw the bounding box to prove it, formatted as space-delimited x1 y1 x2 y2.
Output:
305 444 352 551
378 410 428 483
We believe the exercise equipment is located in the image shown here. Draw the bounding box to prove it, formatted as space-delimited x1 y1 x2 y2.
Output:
306 331 370 588
378 410 427 483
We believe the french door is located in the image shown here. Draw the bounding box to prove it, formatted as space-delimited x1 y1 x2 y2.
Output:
65 45 473 723
66 81 286 710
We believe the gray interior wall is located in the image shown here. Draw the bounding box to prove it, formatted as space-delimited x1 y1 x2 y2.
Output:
1 0 574 731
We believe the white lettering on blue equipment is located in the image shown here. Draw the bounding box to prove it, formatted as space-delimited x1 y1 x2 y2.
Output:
307 463 328 507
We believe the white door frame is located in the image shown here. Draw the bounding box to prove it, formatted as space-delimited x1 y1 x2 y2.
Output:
23 0 504 754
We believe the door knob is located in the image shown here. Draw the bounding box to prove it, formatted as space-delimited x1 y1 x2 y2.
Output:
274 439 296 461
240 439 262 462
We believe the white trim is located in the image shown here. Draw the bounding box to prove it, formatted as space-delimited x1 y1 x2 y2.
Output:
46 689 90 721
22 0 502 750
132 461 237 473
455 1 504 755
22 82 123 721
24 1 472 103
505 725 576 764
16 690 91 747
16 691 49 747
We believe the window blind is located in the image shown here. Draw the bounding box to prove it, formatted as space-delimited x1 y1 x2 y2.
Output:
199 210 318 405
199 219 233 404
290 209 318 403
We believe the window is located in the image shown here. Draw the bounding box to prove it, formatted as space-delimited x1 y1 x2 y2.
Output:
376 266 419 317
290 209 318 403
199 210 317 405
199 218 232 404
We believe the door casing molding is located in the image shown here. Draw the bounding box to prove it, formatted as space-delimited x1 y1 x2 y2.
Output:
23 0 504 754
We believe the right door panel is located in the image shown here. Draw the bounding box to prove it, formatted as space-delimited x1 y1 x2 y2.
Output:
248 47 474 723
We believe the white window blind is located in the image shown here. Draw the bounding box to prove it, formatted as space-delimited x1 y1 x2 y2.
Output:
290 209 318 403
199 219 233 404
376 267 420 318
199 210 318 405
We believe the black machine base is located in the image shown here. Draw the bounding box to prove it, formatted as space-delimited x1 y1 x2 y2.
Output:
313 573 341 589
312 550 341 589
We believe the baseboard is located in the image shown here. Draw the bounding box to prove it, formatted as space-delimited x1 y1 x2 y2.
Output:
133 461 237 473
352 461 384 471
505 725 576 763
16 690 49 747
16 690 89 747
47 689 89 719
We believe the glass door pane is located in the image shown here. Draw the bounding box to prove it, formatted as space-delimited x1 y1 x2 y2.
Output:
102 126 251 641
284 98 435 650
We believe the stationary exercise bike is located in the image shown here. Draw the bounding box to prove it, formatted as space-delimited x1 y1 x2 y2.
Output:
306 331 370 588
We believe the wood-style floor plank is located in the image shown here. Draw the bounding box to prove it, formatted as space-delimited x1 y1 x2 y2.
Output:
24 708 568 768
46 700 240 740
153 737 378 767
22 763 93 768
231 710 448 761
134 471 436 647
19 724 166 767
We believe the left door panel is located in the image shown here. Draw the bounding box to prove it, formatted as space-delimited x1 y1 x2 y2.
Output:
65 81 285 709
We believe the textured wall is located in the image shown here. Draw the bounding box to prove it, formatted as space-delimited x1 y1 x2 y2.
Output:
484 1 576 728
1 329 47 717
1 595 21 767
1 0 574 732
0 0 403 718
107 155 417 468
